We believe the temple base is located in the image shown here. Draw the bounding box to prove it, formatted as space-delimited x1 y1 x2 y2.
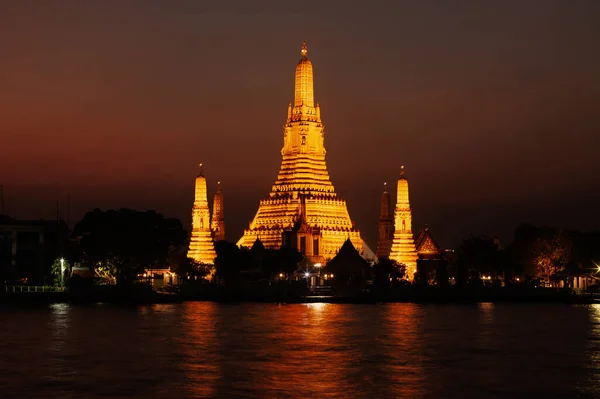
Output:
188 230 216 265
390 233 418 281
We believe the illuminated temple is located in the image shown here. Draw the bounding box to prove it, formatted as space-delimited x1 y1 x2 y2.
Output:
187 164 216 265
237 42 371 262
389 166 418 280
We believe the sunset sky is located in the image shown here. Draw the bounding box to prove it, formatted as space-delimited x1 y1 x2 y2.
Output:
1 0 599 249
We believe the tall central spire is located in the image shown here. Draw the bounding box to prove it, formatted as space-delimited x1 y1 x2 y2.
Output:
294 41 315 109
237 42 373 263
397 166 410 206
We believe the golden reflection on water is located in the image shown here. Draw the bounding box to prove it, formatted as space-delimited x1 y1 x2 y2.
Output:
383 304 426 398
263 302 346 398
476 302 495 349
177 302 429 398
180 302 219 398
2 302 598 398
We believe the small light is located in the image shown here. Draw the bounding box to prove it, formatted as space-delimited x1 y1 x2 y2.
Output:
279 273 284 278
305 272 310 278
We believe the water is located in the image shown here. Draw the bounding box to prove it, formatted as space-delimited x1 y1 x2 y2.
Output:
1 302 599 398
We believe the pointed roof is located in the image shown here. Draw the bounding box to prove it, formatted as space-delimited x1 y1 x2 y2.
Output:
396 165 410 206
414 224 441 254
327 238 370 275
251 237 265 252
294 41 315 108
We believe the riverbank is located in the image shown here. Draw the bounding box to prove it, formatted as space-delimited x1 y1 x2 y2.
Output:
3 285 596 305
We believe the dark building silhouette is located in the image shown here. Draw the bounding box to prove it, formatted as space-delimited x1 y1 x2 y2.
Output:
0 216 69 284
376 183 393 259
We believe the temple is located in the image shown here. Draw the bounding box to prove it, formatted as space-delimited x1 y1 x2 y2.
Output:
187 164 216 265
211 181 225 241
414 224 442 260
376 182 393 259
389 166 418 280
237 42 370 262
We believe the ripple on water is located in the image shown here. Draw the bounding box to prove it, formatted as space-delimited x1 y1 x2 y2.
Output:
0 302 598 398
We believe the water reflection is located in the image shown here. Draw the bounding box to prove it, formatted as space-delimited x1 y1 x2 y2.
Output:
209 302 349 398
180 302 219 398
582 304 600 397
49 303 71 353
382 304 426 398
0 303 598 398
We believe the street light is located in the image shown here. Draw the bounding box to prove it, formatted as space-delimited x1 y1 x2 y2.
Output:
60 258 65 287
314 263 322 285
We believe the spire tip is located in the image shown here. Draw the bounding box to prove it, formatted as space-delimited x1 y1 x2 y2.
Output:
301 41 307 57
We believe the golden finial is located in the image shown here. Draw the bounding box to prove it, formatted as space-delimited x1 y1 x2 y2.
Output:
301 41 307 57
400 165 405 177
199 163 204 175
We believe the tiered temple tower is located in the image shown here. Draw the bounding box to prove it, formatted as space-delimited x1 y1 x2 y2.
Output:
237 42 368 262
187 164 216 264
211 181 225 241
389 166 418 280
376 182 393 259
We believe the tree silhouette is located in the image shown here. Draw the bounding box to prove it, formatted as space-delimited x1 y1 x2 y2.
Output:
72 208 187 285
456 234 500 286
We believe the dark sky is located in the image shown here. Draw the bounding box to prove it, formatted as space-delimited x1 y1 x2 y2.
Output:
1 0 599 249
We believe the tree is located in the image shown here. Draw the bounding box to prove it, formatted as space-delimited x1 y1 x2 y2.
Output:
262 247 303 278
94 259 117 285
51 258 69 287
373 258 406 285
506 224 541 278
434 258 449 287
72 209 187 285
456 235 500 286
214 240 248 284
530 229 572 286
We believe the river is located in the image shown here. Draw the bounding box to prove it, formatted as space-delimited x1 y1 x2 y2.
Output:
1 302 599 398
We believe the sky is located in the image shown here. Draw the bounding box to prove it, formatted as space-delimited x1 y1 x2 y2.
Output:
1 0 599 249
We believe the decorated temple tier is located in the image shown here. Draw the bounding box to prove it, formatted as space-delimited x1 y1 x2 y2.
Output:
237 42 372 262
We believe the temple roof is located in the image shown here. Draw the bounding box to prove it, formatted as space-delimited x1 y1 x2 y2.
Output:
414 224 441 254
251 237 265 252
327 238 370 274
